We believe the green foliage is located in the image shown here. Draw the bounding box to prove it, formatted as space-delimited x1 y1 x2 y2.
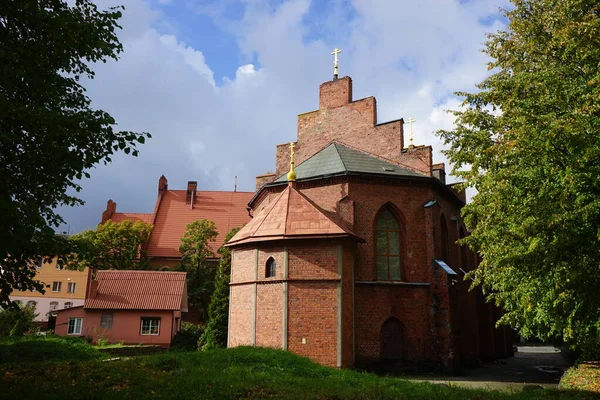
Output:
0 304 38 337
177 220 218 319
66 220 153 270
0 346 596 399
0 0 151 306
171 322 204 351
0 336 105 364
437 0 600 359
199 227 240 351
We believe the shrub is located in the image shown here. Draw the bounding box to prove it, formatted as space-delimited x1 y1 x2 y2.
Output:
0 304 38 337
171 322 204 351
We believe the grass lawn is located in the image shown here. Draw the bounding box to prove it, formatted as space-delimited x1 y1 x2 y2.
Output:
1 338 598 399
0 336 106 364
561 362 600 393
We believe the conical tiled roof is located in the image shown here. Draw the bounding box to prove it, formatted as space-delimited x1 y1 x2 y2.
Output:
227 184 362 246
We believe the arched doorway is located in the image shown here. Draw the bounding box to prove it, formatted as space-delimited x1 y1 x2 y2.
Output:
380 318 405 360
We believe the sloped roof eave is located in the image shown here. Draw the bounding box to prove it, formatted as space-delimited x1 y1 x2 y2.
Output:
226 232 364 247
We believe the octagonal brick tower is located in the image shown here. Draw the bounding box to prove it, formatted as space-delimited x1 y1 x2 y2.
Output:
226 181 363 367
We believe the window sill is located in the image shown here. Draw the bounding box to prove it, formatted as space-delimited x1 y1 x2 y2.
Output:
355 281 430 287
140 333 160 336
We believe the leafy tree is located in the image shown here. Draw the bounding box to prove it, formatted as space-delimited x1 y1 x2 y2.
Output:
66 220 153 270
171 321 204 351
0 1 151 306
199 227 240 351
178 220 218 320
437 0 600 358
0 304 38 337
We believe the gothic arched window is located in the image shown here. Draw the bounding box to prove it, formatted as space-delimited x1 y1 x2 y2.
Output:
375 208 402 280
266 257 276 278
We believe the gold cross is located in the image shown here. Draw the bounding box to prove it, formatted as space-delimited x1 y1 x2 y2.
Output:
331 48 342 78
406 117 416 148
287 142 297 181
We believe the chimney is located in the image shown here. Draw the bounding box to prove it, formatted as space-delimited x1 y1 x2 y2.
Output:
187 181 197 208
101 200 116 223
319 76 352 109
158 175 168 196
432 163 446 184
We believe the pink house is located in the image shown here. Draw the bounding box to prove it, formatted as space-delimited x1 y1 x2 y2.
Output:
55 270 188 347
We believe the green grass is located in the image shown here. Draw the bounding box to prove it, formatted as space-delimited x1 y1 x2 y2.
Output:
0 336 106 364
1 345 598 399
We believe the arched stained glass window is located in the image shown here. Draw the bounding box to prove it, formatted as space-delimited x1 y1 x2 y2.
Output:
266 257 276 278
376 209 402 280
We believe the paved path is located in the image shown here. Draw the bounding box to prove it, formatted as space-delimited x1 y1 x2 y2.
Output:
408 346 571 392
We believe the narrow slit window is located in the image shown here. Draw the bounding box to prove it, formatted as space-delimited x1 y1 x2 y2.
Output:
266 257 276 278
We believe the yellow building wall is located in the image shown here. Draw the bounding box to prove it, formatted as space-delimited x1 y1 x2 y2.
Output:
11 257 88 300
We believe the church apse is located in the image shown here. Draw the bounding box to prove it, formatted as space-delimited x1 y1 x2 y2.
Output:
232 65 510 371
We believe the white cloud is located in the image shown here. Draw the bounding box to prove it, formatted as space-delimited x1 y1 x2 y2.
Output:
58 0 509 232
158 35 216 87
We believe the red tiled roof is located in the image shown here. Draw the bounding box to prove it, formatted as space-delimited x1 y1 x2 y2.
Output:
111 213 153 224
227 184 362 246
84 270 187 311
146 190 254 258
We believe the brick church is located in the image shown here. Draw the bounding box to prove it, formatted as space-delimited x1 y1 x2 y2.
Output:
226 75 513 370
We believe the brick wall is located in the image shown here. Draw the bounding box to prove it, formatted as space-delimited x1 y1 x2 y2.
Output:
231 248 256 283
255 173 277 191
256 282 283 348
229 284 253 347
354 285 432 362
288 281 338 367
288 242 338 279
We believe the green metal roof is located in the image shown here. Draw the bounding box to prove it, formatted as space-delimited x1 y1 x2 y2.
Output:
273 142 426 183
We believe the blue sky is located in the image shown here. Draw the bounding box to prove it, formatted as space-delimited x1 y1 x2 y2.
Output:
57 0 510 234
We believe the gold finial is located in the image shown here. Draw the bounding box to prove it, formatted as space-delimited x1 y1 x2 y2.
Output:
406 117 416 149
331 48 342 80
287 142 296 181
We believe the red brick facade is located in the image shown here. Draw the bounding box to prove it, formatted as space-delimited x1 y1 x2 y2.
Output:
231 76 511 370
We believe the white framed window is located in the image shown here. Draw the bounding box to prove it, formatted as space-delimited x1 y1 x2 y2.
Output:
32 280 41 292
52 281 61 292
67 282 76 293
26 300 37 308
100 312 113 329
67 318 83 335
64 302 72 309
49 301 58 311
35 258 43 268
140 317 160 335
